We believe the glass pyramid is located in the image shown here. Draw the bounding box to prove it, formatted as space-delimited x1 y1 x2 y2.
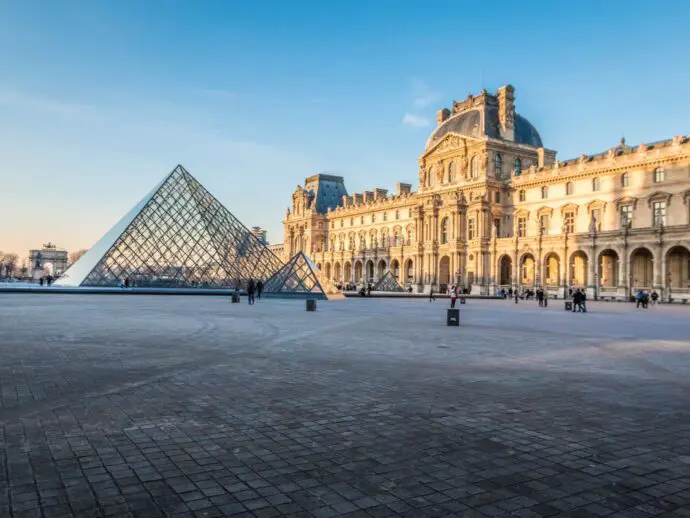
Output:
55 165 284 288
372 271 404 292
263 251 327 297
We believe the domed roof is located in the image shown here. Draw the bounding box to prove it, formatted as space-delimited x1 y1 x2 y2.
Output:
425 107 543 149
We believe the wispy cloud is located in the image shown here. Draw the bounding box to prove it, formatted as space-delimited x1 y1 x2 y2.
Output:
411 78 439 108
402 113 430 128
0 90 97 118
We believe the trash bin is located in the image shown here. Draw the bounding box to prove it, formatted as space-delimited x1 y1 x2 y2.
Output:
564 301 572 311
447 308 459 326
306 299 316 311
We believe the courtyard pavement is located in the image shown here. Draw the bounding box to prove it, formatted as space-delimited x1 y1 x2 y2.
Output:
1 295 690 518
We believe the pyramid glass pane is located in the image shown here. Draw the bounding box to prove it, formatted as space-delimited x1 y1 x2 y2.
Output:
373 271 405 292
55 165 284 288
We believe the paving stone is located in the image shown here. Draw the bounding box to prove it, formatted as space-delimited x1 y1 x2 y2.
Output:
1 296 690 517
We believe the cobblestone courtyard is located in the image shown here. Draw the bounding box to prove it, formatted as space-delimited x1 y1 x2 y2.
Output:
1 295 690 518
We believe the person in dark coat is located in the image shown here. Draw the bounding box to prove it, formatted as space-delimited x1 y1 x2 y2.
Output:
247 279 256 305
256 280 263 300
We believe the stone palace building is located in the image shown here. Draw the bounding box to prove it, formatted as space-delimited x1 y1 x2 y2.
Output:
281 85 690 300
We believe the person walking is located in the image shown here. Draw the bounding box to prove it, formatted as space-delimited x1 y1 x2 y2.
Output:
39 277 44 287
450 285 457 309
508 287 513 298
247 279 256 305
514 288 519 304
256 280 264 300
429 287 435 302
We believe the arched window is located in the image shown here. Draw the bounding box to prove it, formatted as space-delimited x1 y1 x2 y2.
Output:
440 217 449 244
541 186 548 199
565 182 574 195
592 177 600 191
621 173 629 188
494 153 503 178
448 162 456 182
428 167 435 186
471 156 479 178
514 158 522 176
519 190 526 202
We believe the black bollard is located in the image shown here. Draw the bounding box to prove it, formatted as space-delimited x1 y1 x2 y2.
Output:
447 308 459 326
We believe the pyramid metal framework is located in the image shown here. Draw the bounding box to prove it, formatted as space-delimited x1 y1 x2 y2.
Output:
372 271 405 292
263 251 327 297
55 165 284 288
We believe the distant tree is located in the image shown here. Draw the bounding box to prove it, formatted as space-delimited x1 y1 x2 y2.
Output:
70 249 88 264
0 252 18 278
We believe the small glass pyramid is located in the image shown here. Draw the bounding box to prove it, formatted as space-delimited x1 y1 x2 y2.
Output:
263 251 329 297
55 165 284 288
372 271 405 292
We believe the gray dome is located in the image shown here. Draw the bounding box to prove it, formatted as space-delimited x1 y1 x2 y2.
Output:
514 114 543 148
426 109 482 148
426 107 543 149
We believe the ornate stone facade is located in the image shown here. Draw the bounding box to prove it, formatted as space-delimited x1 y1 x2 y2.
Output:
283 85 690 300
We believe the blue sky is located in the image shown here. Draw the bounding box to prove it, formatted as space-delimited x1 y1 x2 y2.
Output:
1 1 689 257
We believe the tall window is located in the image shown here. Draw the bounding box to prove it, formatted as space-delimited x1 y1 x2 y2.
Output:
565 182 574 195
620 205 633 228
372 214 376 223
471 156 479 178
395 210 399 220
495 191 501 203
318 222 323 229
493 218 501 237
514 158 522 176
541 186 548 199
428 167 435 186
540 214 550 234
340 220 344 228
564 211 575 233
591 209 602 231
494 153 503 178
468 219 476 240
654 167 665 183
360 216 364 224
448 162 456 182
350 218 354 226
653 201 667 226
440 217 449 243
621 173 629 187
592 177 600 191
383 212 388 221
519 190 526 202
408 209 412 218
517 217 526 238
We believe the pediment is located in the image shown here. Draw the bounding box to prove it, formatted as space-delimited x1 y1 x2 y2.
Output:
646 191 672 207
614 196 638 209
560 202 579 214
421 132 476 159
587 199 607 213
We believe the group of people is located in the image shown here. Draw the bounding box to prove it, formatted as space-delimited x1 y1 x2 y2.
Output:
38 276 54 286
241 279 264 305
569 288 587 312
634 289 659 308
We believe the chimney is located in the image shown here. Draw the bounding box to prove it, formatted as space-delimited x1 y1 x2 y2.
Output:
537 148 557 168
497 85 515 141
374 188 388 200
436 108 450 126
396 182 412 195
364 191 374 203
353 193 363 205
